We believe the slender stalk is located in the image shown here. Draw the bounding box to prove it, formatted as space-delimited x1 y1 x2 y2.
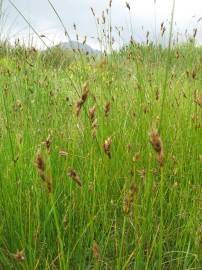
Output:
158 167 164 270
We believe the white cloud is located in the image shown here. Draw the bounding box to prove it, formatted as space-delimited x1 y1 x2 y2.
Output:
2 0 202 48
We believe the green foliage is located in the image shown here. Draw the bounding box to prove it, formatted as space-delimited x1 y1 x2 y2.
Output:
0 43 201 269
40 46 75 69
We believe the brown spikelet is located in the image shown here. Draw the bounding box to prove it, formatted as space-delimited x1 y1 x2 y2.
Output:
46 178 52 193
104 102 111 117
126 2 130 10
90 7 95 16
91 119 98 139
192 70 197 80
150 128 164 167
43 134 51 153
59 150 68 157
68 169 82 187
83 36 87 45
89 106 97 139
76 100 83 116
155 88 159 100
89 106 96 123
132 152 140 162
76 82 89 116
35 153 52 193
14 250 25 262
193 28 197 38
81 82 89 101
36 154 46 181
109 0 112 7
103 137 112 158
92 241 100 260
102 11 106 24
194 95 202 108
123 183 137 215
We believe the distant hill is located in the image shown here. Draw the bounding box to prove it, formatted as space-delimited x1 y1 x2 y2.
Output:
57 41 100 55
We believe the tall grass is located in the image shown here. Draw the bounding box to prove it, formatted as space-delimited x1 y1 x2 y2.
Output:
0 1 202 269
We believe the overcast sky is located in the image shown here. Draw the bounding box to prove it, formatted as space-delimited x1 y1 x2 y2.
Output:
1 0 202 49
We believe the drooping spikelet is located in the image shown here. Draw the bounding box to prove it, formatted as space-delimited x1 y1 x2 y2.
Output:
88 106 97 139
126 2 130 11
35 153 52 193
150 128 164 167
68 169 82 187
76 82 89 116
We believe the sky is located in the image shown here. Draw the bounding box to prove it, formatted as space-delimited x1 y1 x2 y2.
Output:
1 0 202 49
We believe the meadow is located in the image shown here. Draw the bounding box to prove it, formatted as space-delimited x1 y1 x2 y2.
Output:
0 7 202 269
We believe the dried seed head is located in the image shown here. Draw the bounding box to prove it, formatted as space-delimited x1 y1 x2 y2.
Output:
36 154 46 181
192 70 197 80
156 89 159 100
194 95 202 108
91 118 98 139
81 82 89 100
75 82 89 116
36 154 45 172
193 28 197 38
59 150 68 157
89 106 96 123
104 102 111 117
43 134 51 153
123 183 137 215
83 36 87 45
102 11 106 24
90 7 95 16
76 100 83 116
103 137 112 158
132 152 140 162
68 169 82 187
92 241 100 260
35 153 52 192
14 250 25 262
126 2 130 10
150 128 164 166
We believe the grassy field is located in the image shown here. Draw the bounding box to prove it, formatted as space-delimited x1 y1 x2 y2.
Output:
0 39 202 269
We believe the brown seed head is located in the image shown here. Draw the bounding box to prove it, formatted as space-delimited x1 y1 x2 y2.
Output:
123 183 137 215
150 128 164 166
126 2 130 10
36 154 45 173
92 241 100 260
194 95 202 108
14 250 25 262
104 102 111 117
68 169 82 187
90 7 95 16
89 106 96 123
103 137 112 158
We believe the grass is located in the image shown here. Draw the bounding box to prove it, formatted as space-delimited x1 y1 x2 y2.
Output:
0 4 202 269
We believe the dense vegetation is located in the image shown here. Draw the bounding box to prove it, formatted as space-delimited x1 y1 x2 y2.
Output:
0 41 201 269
